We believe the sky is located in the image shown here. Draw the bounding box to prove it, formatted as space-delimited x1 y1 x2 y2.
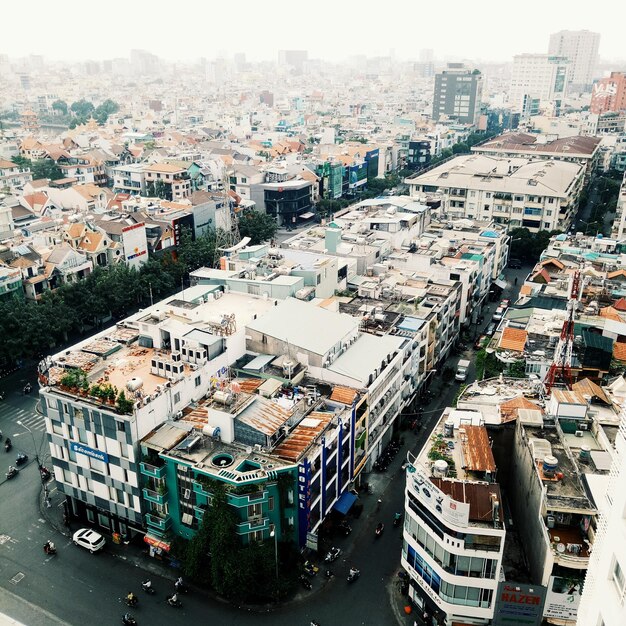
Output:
4 0 624 64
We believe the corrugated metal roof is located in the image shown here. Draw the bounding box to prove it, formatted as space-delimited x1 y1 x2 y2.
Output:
582 329 613 353
330 386 358 405
431 478 502 524
236 396 292 436
498 327 527 352
461 425 496 472
273 411 334 462
499 397 542 423
571 378 610 405
237 378 264 393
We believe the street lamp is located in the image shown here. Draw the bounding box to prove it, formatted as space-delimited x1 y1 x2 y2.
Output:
269 524 279 581
17 420 42 481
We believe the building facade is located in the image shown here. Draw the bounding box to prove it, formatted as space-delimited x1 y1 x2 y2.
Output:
590 72 626 115
548 30 600 92
432 64 483 126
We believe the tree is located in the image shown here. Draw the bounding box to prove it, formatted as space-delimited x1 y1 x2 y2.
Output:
237 210 277 245
31 159 63 181
509 227 562 264
70 99 95 118
11 155 32 170
154 179 170 200
94 99 120 125
51 100 68 116
177 227 216 273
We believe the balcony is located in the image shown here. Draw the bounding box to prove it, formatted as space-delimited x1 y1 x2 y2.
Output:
145 512 171 532
140 462 166 479
193 505 207 520
227 490 268 508
142 487 167 505
548 526 591 569
235 517 270 535
192 480 210 497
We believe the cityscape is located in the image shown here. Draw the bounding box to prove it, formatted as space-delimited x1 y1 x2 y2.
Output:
2 4 626 626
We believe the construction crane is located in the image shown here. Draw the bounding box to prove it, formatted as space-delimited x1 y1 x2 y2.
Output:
213 164 241 268
544 270 581 394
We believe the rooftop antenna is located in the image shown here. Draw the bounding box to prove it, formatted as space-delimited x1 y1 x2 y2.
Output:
213 163 241 267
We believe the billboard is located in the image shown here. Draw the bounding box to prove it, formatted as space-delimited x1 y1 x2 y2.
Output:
297 459 312 547
494 582 546 626
543 575 583 622
122 222 148 268
348 163 368 190
409 467 470 526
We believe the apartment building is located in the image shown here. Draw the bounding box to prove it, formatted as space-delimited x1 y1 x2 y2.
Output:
611 172 626 239
590 72 626 116
145 163 192 201
402 411 505 624
548 30 600 92
112 163 147 195
38 287 277 535
509 54 569 115
406 154 585 232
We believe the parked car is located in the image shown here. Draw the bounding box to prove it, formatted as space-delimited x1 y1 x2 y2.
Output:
485 322 497 336
493 307 505 322
474 335 488 350
508 258 522 269
72 528 106 553
500 299 510 309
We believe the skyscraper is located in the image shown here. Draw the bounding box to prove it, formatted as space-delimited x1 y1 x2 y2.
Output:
432 64 483 126
548 30 600 92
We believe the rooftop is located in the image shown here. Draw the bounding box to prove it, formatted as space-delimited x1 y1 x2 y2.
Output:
474 132 601 158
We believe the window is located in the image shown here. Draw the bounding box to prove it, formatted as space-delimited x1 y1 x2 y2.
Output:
248 503 262 519
249 530 264 542
268 496 275 512
86 509 95 523
548 197 555 204
116 421 126 433
52 420 64 435
174 392 181 404
195 375 201 387
613 558 626 600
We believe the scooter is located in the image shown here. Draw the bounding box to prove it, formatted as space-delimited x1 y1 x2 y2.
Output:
393 513 402 528
375 522 384 538
338 520 352 536
347 569 360 583
6 466 18 479
166 596 182 608
141 581 155 595
174 581 189 594
5 439 12 452
303 560 319 576
125 596 138 608
15 453 28 466
299 574 312 590
43 542 57 556
121 614 137 626
324 547 341 563
23 384 31 395
39 465 51 481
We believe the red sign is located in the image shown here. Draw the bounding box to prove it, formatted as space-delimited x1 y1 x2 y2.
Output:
143 534 171 552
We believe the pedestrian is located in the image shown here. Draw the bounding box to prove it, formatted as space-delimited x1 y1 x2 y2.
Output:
45 497 51 508
514 277 518 285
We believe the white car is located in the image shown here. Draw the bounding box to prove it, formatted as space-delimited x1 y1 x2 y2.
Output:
73 528 106 553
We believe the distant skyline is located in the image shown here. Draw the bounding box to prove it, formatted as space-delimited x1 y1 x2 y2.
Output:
4 0 625 64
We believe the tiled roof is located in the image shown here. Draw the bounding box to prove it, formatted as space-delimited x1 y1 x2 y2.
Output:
613 342 626 363
330 386 358 405
499 397 542 423
530 268 551 284
540 258 564 270
599 306 623 321
498 327 528 352
607 270 626 280
572 378 610 405
614 297 626 311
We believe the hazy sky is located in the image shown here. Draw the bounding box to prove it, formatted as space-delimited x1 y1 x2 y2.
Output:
4 0 624 63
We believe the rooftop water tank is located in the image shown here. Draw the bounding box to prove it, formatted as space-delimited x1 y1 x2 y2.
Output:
443 419 454 438
202 425 221 440
433 460 448 478
213 390 234 405
543 455 558 477
579 445 591 464
126 377 143 391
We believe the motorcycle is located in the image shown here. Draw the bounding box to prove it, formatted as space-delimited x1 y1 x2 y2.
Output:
39 465 51 481
338 520 352 536
393 513 402 528
122 615 137 626
6 466 18 479
375 522 384 538
324 547 341 563
5 439 12 452
303 560 319 576
166 596 182 608
299 574 312 590
141 581 155 595
125 596 138 608
347 569 360 583
43 542 57 556
15 453 28 466
23 383 32 395
174 581 189 594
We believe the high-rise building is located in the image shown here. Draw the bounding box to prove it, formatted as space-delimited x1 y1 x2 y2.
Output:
509 54 569 115
590 72 626 115
278 50 308 74
432 64 483 126
548 30 600 92
577 404 626 626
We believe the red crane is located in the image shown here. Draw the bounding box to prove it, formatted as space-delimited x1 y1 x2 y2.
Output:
544 270 581 394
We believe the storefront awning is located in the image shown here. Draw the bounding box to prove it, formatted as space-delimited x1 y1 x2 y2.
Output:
334 491 357 515
143 534 171 552
493 279 507 290
300 212 315 219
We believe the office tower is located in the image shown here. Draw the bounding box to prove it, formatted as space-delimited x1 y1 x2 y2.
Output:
548 30 600 92
432 63 483 126
590 72 626 115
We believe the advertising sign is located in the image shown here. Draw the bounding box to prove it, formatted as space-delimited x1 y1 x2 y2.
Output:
410 467 470 527
543 575 583 621
122 222 148 268
494 582 546 625
70 441 109 463
348 163 368 189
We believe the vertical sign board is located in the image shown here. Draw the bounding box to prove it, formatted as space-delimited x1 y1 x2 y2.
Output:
543 576 583 622
411 468 470 526
297 459 311 548
493 582 546 626
122 223 148 268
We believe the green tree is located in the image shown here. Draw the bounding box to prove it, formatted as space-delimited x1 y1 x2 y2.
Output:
509 227 562 264
153 179 170 200
31 159 63 181
70 99 95 118
237 210 278 244
177 227 216 272
11 155 32 170
51 100 68 115
94 99 120 125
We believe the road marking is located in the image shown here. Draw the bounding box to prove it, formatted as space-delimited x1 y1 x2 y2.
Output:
10 572 25 585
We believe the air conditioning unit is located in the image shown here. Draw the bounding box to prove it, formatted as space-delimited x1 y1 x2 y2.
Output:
579 422 588 431
575 430 584 437
183 488 191 500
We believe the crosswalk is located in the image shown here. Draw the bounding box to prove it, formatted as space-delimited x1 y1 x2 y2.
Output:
0 403 47 435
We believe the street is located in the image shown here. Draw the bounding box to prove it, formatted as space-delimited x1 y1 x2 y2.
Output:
0 267 525 626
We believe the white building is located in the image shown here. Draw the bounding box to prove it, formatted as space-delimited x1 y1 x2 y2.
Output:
578 383 626 626
406 154 585 232
548 30 600 93
112 163 147 195
509 54 569 114
402 410 505 625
